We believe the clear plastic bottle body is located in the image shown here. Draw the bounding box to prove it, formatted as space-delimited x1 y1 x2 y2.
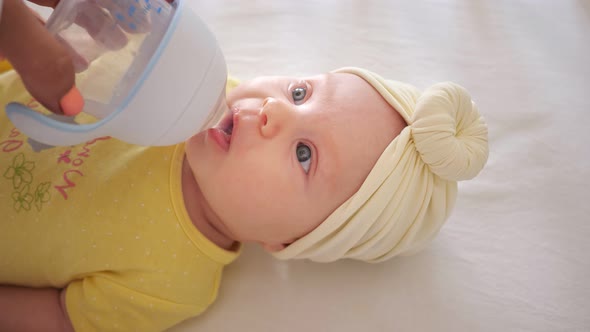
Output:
46 0 174 119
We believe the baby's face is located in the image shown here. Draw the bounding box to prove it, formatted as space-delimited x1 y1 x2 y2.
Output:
185 72 406 250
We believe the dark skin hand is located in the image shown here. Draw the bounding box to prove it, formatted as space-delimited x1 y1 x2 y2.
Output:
0 0 83 115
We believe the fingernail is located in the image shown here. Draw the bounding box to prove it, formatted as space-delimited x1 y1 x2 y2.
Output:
60 87 84 116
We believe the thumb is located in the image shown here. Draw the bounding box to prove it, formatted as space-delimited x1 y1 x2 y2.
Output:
0 0 83 115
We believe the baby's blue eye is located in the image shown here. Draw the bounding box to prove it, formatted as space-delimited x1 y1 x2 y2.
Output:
292 87 307 104
296 143 312 174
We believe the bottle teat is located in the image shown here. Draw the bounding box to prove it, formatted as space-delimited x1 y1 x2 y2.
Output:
200 89 230 131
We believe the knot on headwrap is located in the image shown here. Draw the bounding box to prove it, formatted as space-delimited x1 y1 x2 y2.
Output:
412 83 489 181
272 67 489 263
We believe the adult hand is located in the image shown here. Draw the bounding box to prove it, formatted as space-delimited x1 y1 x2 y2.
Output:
0 0 84 116
0 0 175 115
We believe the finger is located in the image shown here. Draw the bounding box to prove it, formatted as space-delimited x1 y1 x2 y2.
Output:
0 0 83 115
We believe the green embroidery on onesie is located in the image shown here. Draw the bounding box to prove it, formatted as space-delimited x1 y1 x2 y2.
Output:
3 153 51 212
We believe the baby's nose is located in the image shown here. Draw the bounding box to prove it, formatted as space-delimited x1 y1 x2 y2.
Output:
259 97 295 138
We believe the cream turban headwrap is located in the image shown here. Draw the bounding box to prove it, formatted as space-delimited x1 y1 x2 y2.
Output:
273 67 489 263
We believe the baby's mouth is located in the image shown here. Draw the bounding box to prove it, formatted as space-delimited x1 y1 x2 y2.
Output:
222 118 233 136
217 111 234 144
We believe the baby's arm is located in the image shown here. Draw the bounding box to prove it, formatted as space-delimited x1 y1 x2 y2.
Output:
0 285 74 332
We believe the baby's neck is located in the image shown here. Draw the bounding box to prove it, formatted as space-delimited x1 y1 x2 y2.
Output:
180 156 238 251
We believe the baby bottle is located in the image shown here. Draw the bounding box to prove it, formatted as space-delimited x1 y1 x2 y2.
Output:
4 0 229 146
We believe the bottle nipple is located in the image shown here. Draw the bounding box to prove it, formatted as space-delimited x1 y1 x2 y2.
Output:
200 91 230 131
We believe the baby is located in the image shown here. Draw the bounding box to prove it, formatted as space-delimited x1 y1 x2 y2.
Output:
0 66 488 331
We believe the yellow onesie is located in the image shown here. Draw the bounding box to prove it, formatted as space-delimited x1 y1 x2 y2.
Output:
0 71 240 332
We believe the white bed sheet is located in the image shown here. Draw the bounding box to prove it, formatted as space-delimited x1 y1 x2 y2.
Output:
171 1 590 331
29 1 590 331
